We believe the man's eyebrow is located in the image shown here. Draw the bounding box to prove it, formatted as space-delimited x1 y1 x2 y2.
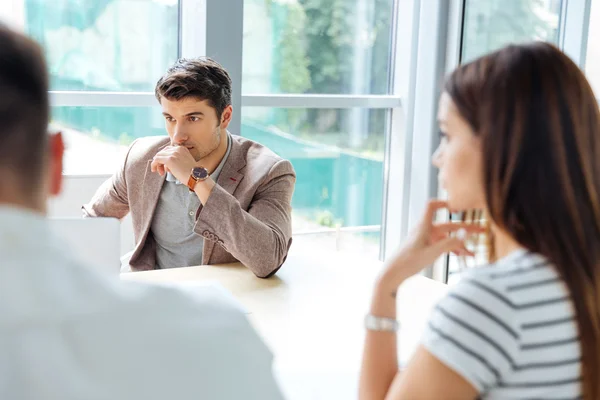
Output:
161 111 205 117
184 111 205 117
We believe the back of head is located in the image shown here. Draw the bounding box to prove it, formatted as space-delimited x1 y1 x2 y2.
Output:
0 23 49 198
154 57 232 120
445 42 600 399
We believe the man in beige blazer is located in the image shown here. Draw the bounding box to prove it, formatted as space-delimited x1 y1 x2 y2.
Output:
84 58 295 278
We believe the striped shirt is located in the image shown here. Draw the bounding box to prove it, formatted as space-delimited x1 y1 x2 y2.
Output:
421 248 582 399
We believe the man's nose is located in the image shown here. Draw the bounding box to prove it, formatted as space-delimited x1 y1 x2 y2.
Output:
172 126 188 144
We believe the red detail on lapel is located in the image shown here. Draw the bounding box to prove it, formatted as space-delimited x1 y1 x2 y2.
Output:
230 178 237 182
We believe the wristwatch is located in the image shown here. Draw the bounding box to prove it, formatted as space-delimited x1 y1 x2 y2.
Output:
187 166 209 191
364 314 399 332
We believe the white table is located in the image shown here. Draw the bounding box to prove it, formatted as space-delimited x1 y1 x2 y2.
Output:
122 249 448 399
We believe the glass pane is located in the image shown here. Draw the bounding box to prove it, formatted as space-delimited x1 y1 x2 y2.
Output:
241 107 386 253
586 0 600 96
52 106 164 174
461 0 562 63
15 0 179 91
242 0 394 95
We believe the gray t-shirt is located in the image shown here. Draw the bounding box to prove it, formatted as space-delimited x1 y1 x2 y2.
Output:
151 137 232 269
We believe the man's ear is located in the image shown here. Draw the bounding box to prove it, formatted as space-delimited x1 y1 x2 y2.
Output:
219 105 233 129
48 131 64 197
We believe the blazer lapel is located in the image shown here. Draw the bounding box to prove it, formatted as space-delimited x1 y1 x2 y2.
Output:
138 147 168 246
216 163 244 197
201 134 246 265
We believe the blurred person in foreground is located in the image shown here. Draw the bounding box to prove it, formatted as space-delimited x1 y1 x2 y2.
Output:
0 23 283 400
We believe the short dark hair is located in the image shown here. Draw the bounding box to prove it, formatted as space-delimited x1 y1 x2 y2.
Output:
0 23 49 193
155 57 232 121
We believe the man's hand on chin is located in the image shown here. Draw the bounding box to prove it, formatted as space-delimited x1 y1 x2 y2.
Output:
150 146 197 183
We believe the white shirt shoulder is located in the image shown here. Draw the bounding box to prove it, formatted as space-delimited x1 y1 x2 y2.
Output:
0 208 283 400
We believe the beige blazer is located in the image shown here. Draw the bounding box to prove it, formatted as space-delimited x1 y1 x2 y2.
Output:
83 134 296 278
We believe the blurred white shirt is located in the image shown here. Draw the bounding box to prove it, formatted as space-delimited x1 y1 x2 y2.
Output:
0 206 283 400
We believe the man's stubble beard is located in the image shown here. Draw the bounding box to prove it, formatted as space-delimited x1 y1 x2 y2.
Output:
193 126 222 162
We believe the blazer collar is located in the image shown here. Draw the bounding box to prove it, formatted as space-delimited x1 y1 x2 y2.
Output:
139 140 169 246
214 133 245 196
141 138 169 209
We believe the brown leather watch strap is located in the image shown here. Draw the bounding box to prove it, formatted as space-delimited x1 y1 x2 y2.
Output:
187 175 198 192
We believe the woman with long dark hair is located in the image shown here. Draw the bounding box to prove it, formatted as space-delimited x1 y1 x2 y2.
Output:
360 42 600 399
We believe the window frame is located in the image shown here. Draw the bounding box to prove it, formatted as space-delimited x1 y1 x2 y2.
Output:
559 0 592 68
46 0 413 260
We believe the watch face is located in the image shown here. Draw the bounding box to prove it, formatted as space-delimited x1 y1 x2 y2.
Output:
192 167 209 180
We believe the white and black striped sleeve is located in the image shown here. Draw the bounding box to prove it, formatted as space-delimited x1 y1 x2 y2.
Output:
420 274 520 393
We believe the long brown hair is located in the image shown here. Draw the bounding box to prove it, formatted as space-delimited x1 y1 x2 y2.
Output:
445 42 600 399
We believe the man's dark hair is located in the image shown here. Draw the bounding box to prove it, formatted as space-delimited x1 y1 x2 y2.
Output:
155 57 232 121
0 23 49 193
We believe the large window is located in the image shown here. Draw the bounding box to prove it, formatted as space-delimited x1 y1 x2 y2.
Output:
461 0 562 63
8 0 592 270
25 0 178 92
242 0 397 259
242 107 386 258
242 0 393 95
1 0 401 261
1 0 180 175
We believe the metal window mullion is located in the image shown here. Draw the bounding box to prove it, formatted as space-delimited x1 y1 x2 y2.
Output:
242 94 402 109
380 0 420 261
49 91 157 107
204 0 243 134
559 0 592 68
431 0 465 283
445 0 465 69
403 0 455 280
49 92 401 109
179 0 207 59
181 0 243 133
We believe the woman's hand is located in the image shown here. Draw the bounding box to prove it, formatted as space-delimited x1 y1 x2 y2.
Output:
377 200 484 296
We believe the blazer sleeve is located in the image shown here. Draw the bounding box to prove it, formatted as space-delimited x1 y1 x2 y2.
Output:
193 159 295 278
82 139 137 220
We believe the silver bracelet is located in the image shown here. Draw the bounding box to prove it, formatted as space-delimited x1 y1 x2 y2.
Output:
364 314 399 332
